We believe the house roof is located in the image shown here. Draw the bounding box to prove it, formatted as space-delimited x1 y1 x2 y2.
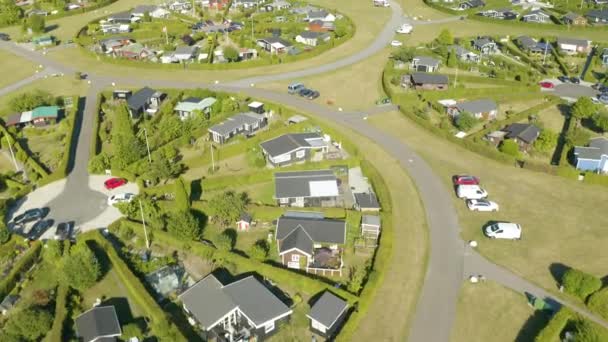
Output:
174 45 197 55
239 212 252 223
473 37 494 49
411 72 448 85
308 10 329 18
353 192 381 209
0 295 19 311
274 169 339 199
260 132 324 158
557 37 590 47
574 137 608 160
208 112 265 136
108 11 132 21
32 106 59 119
132 5 158 14
119 42 147 54
503 123 540 143
5 113 22 126
178 274 291 329
75 306 122 342
174 97 216 113
524 9 549 17
462 0 485 7
362 215 381 227
413 56 440 67
563 12 583 20
259 36 293 47
517 36 537 49
298 31 328 39
276 216 346 254
127 87 157 112
586 9 608 20
145 265 183 297
307 291 348 329
449 45 475 56
455 99 497 113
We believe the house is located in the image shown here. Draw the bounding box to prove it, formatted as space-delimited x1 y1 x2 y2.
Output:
458 0 485 10
32 35 54 47
239 48 259 60
522 9 551 23
257 37 293 54
291 5 319 15
66 3 82 10
295 31 330 46
116 43 154 60
6 106 60 127
307 292 349 339
173 45 198 61
349 167 380 211
308 20 335 32
145 265 185 299
516 35 537 51
207 0 230 10
361 215 381 238
112 89 132 100
410 56 440 72
232 0 263 9
179 274 292 341
100 23 130 34
557 37 591 54
275 215 346 271
479 8 518 20
502 123 540 151
574 137 608 173
0 295 19 315
472 37 497 54
99 36 133 53
208 112 267 144
306 10 336 22
127 87 165 118
260 133 328 167
374 0 390 6
168 0 191 11
107 11 135 24
261 0 291 11
131 5 170 19
449 45 480 63
562 12 587 25
601 48 608 66
236 212 252 231
274 170 339 207
75 306 122 342
402 73 449 90
353 192 381 211
447 99 498 120
248 101 265 114
26 9 48 16
174 97 216 120
586 9 608 24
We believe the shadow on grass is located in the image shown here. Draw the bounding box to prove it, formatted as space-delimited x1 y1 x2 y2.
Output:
549 262 569 288
514 309 552 342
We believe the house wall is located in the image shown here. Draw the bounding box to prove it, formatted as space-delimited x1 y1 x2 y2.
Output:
415 83 448 91
269 149 311 167
251 314 291 341
309 307 349 339
576 158 601 171
281 250 308 269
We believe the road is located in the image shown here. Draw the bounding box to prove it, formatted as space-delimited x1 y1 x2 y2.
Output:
1 1 608 340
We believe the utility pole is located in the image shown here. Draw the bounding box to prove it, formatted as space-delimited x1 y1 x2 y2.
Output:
454 66 459 88
542 40 549 65
210 142 215 172
4 135 19 172
139 199 150 250
143 128 151 163
163 26 168 45
251 15 254 42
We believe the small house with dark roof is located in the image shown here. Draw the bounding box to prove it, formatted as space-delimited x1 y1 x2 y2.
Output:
472 37 497 54
402 73 449 90
361 215 381 238
411 56 440 72
260 132 328 167
295 31 330 46
275 215 346 273
256 37 293 54
145 264 185 299
305 10 336 22
601 48 608 66
447 99 498 120
307 291 349 339
353 192 381 212
458 0 485 10
107 11 135 24
127 87 165 118
0 295 19 315
574 137 608 173
274 170 339 207
208 112 267 144
236 212 252 231
6 106 60 128
489 123 540 151
449 45 480 63
557 37 591 54
179 274 292 341
522 9 551 23
586 9 608 24
562 12 587 26
75 306 122 342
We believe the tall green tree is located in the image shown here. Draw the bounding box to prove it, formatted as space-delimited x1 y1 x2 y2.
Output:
61 242 101 291
209 191 249 227
534 130 558 153
571 97 596 123
499 139 521 158
173 177 190 211
436 29 454 46
9 89 54 112
111 105 146 169
592 110 608 132
223 46 239 62
26 14 46 34
0 0 23 26
392 46 414 62
3 307 53 340
166 210 201 241
455 111 477 131
446 51 458 67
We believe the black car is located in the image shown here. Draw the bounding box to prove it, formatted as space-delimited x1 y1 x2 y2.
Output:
29 219 54 240
54 222 73 241
298 88 312 97
570 77 580 84
558 76 569 83
0 33 9 41
307 90 320 100
13 208 44 225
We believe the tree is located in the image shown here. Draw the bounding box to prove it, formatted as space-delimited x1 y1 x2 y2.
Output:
43 240 63 261
249 240 269 261
0 225 10 244
223 46 239 62
26 14 46 34
347 263 368 294
166 210 201 241
562 268 602 300
88 151 111 173
215 231 235 252
446 51 458 67
455 111 477 131
392 46 414 62
334 20 348 38
31 289 51 306
143 11 152 22
208 191 249 226
4 307 53 340
9 89 54 112
0 0 23 26
534 130 558 153
173 177 190 211
145 157 182 183
571 97 596 123
592 110 608 132
499 139 521 158
436 29 453 46
61 242 101 291
122 323 145 340
246 146 266 168
573 319 608 341
110 105 146 169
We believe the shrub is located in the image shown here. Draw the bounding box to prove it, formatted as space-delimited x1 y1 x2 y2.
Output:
588 287 608 320
0 225 10 244
215 231 235 252
499 139 521 158
248 240 269 261
455 111 477 131
534 307 572 342
562 268 601 301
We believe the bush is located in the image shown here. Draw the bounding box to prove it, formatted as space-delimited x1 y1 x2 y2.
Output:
215 231 235 252
248 240 269 261
0 242 41 299
588 287 608 320
9 90 54 112
0 226 10 244
455 111 477 131
499 139 521 158
534 308 572 342
562 268 602 301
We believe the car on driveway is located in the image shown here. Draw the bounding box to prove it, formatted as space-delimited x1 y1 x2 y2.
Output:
29 219 54 240
108 193 135 206
599 94 608 104
298 88 313 97
13 208 44 225
466 199 499 212
0 33 9 41
539 81 554 89
558 76 569 83
54 222 73 241
288 82 305 94
104 177 127 190
570 77 580 84
484 222 521 240
456 185 488 200
306 90 320 100
390 40 403 47
452 175 480 186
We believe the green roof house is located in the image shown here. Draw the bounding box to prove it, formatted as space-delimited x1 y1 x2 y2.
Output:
33 35 54 46
30 106 59 126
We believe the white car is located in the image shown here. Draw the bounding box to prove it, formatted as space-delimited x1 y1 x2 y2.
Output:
456 185 488 200
108 193 135 206
396 24 413 34
484 222 522 240
390 40 403 47
466 199 499 212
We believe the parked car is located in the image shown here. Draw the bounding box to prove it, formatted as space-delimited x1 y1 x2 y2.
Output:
54 222 73 241
104 177 127 190
557 76 569 83
108 193 135 206
452 175 480 186
396 24 413 34
29 219 54 240
484 222 521 240
13 208 44 225
456 185 488 200
0 33 9 41
539 81 554 89
306 90 320 100
288 83 305 94
390 40 403 47
466 199 499 212
599 94 608 104
298 88 313 97
570 77 580 84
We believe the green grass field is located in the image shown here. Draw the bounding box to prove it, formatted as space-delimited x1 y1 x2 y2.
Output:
82 267 143 318
451 281 551 342
0 50 37 89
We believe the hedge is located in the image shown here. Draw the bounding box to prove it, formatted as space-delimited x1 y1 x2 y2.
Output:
89 93 104 158
562 268 602 301
45 284 69 342
550 47 570 76
588 287 608 321
84 231 187 342
535 307 573 342
0 124 50 179
0 241 42 299
500 41 548 75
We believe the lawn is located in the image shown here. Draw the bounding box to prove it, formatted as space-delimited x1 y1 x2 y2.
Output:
21 127 66 172
369 110 608 300
0 152 17 174
0 50 37 89
537 103 567 134
81 267 143 318
451 281 551 342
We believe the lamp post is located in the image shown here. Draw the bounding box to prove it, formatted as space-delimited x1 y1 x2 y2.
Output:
142 128 152 163
139 199 150 250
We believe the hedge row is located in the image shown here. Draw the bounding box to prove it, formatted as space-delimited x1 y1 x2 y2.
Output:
0 241 42 299
45 283 69 342
535 307 573 342
0 124 50 179
500 41 548 75
550 47 570 76
85 231 188 341
89 93 104 158
588 288 608 321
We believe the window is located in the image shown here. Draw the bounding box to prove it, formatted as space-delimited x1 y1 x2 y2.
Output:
291 254 300 262
295 150 306 159
265 321 275 333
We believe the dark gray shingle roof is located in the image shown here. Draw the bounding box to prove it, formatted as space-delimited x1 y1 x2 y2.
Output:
274 169 338 198
503 123 540 143
557 37 590 47
260 132 322 158
208 112 265 136
574 137 608 160
75 306 122 342
413 56 440 67
411 72 448 85
456 99 497 113
127 87 156 112
308 292 348 329
353 192 381 209
276 216 346 254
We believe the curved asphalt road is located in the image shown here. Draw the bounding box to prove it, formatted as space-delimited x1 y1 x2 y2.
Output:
2 2 608 339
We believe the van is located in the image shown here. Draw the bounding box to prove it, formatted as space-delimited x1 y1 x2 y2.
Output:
288 83 305 94
456 185 488 200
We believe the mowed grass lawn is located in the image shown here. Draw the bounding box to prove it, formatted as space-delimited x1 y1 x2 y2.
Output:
0 50 37 89
82 267 143 318
451 281 551 342
370 111 608 296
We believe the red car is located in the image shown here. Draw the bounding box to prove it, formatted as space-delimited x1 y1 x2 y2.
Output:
104 178 127 190
452 175 480 186
539 81 554 89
